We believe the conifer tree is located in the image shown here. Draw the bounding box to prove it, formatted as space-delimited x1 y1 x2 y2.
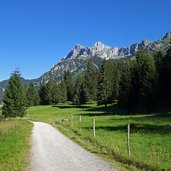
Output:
63 71 74 101
84 60 98 101
154 50 164 99
161 47 171 99
39 80 48 105
111 62 121 100
118 62 132 108
26 82 40 106
97 60 119 106
97 60 108 107
73 74 87 106
79 82 87 105
46 76 58 104
104 60 116 103
72 75 82 106
57 80 67 103
136 50 157 107
2 70 27 117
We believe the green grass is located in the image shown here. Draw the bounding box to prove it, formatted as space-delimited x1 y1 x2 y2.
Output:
0 119 33 171
27 103 171 171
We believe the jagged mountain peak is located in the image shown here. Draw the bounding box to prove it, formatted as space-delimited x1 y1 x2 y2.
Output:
74 44 86 49
139 39 151 46
64 44 89 60
62 31 171 62
92 41 110 50
163 31 171 39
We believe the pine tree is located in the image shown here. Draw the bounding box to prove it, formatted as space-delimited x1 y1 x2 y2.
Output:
97 61 114 106
97 60 108 106
118 62 132 108
73 74 87 106
39 80 49 105
79 82 87 105
154 50 164 100
161 47 171 100
2 70 27 117
136 50 157 107
63 71 74 101
26 82 40 106
104 60 116 103
46 76 58 104
111 62 121 100
39 77 59 105
57 80 67 103
84 60 98 101
73 75 82 105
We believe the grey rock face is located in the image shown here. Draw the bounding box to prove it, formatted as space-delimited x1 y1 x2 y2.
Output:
163 31 171 39
40 31 171 83
61 38 152 62
64 44 90 60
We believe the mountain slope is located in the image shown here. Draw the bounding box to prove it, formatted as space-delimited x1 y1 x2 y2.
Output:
0 31 171 101
41 31 171 82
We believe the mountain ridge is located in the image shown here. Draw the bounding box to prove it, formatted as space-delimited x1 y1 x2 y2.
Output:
43 31 171 82
0 31 171 101
60 31 171 63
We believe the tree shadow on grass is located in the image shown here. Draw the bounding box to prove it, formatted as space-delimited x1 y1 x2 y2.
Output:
80 112 114 117
83 124 171 134
110 113 171 122
52 105 91 109
85 103 129 115
85 102 171 117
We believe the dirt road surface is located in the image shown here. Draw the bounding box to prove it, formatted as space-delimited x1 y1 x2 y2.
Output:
28 122 117 171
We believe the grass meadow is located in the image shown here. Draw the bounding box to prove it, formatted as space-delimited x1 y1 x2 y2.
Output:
0 118 33 171
27 103 171 171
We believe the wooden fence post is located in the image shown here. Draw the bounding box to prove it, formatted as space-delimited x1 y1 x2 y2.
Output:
79 115 82 131
93 118 96 137
127 123 131 156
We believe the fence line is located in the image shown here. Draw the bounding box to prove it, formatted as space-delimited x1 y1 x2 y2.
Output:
56 115 133 156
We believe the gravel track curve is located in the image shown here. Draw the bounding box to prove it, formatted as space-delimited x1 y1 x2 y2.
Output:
28 122 117 171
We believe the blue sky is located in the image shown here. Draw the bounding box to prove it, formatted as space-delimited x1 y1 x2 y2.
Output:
0 0 171 81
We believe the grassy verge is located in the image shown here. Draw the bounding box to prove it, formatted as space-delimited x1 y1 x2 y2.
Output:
27 103 171 171
0 119 33 171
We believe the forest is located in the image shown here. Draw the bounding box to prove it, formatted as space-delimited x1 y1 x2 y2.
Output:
2 47 171 117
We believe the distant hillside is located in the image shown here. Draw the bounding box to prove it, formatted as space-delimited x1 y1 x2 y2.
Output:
0 77 41 102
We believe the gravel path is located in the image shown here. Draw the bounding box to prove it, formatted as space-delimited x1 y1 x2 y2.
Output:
28 122 117 171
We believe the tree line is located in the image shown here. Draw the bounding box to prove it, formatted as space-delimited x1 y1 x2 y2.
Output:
2 47 171 117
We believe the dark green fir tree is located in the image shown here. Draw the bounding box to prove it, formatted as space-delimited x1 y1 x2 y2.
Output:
118 62 132 108
136 50 157 107
73 74 87 106
84 60 98 101
2 69 27 117
63 71 74 101
97 60 116 107
57 80 67 103
26 82 40 106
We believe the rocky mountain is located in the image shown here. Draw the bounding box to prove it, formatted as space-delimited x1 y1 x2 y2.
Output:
41 31 171 82
0 31 171 101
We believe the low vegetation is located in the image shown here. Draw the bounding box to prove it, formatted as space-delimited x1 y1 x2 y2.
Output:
1 39 171 171
27 103 171 171
0 119 33 171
